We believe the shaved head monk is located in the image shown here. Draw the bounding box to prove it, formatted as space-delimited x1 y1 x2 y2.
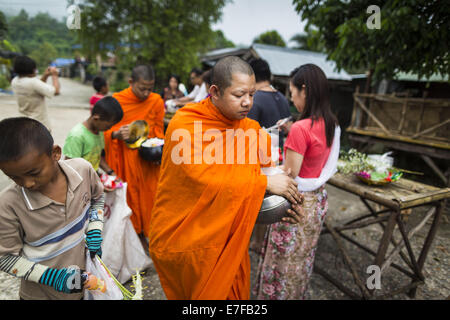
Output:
104 64 164 244
148 56 303 300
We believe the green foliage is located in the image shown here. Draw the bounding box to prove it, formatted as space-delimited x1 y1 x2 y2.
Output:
210 30 235 50
0 73 9 89
293 0 450 80
0 10 7 40
5 9 77 59
289 27 325 52
253 30 286 47
29 42 58 71
72 0 229 88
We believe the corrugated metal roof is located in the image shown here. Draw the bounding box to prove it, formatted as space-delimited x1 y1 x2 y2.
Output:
394 71 449 83
251 43 353 81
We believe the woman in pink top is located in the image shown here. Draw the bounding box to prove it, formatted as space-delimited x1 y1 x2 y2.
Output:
254 64 338 300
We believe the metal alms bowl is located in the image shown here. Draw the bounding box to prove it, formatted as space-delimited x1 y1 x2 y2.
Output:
256 194 291 224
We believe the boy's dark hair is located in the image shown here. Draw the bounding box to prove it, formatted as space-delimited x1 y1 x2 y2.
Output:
91 96 123 123
93 76 107 92
249 58 271 83
0 117 53 162
13 56 37 76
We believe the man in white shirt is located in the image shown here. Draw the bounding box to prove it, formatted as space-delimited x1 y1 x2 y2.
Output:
11 56 60 132
173 68 207 106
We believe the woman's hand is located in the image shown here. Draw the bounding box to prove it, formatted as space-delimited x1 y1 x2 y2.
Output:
282 203 305 224
277 119 293 134
266 171 303 205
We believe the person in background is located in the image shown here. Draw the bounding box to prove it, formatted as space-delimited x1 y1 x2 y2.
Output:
254 64 340 300
103 64 165 247
89 76 109 112
172 68 207 106
247 58 291 129
11 55 60 132
161 74 185 102
63 96 123 176
202 69 212 99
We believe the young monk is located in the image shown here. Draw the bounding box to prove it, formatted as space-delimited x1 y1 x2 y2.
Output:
103 64 164 243
148 56 304 300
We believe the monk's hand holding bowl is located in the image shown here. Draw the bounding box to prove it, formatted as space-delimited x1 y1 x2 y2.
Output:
112 125 130 141
266 172 303 205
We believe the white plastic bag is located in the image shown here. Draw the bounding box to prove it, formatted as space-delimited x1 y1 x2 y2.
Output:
101 183 152 283
83 254 123 300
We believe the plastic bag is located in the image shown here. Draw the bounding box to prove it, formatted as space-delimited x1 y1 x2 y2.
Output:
367 151 394 173
101 183 152 283
263 127 280 165
84 253 123 300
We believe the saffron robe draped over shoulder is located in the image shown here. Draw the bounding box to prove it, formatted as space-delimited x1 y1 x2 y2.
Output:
104 87 165 237
148 97 272 300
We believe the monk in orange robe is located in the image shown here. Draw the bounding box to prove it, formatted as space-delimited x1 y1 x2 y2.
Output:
104 64 164 240
148 56 303 300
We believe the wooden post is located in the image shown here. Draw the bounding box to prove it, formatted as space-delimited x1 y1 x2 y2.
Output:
409 201 444 297
374 209 400 269
354 96 392 136
397 96 409 134
396 215 425 281
325 221 371 299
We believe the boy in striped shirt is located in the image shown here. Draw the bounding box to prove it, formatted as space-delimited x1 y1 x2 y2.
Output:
0 117 105 300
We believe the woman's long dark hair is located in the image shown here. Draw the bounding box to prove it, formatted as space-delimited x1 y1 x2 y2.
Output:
290 64 338 147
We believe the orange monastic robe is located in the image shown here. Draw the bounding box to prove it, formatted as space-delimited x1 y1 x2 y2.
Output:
104 87 165 237
148 97 271 300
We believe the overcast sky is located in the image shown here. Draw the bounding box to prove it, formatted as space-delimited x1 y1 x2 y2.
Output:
0 0 306 46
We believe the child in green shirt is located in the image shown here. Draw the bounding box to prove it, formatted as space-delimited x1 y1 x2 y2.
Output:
63 96 123 176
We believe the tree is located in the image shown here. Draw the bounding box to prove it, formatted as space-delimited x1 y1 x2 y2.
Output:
6 10 77 57
253 30 286 47
72 0 229 88
293 0 450 81
289 27 325 52
29 41 58 71
0 10 7 40
210 30 235 50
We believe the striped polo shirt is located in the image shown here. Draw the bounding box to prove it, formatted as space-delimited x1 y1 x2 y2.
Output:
0 158 104 300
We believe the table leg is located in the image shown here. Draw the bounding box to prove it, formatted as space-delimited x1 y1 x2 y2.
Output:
374 209 400 269
408 201 444 298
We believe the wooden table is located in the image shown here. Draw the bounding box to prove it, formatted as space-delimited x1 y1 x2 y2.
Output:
314 172 450 299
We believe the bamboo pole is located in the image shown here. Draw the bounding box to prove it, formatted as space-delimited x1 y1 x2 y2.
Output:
313 265 360 300
420 155 448 185
412 118 450 139
397 97 409 134
325 221 372 299
396 216 425 281
354 96 392 135
345 127 450 150
380 207 435 273
337 230 415 278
